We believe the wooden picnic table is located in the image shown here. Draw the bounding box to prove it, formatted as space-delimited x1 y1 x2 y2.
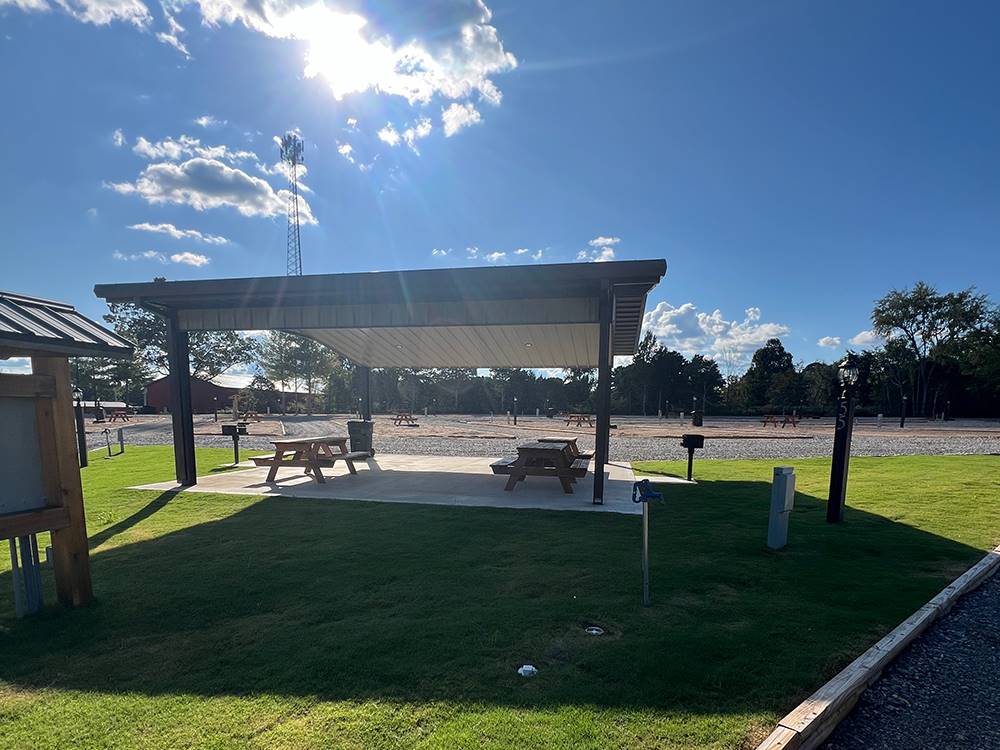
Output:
393 411 419 427
564 413 595 428
762 414 799 428
108 409 131 422
491 440 590 494
538 436 593 460
251 435 368 483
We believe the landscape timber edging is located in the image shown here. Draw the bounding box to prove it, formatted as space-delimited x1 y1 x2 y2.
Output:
755 542 1000 750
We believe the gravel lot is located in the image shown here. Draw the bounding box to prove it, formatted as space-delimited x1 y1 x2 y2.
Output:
823 573 1000 750
86 414 1000 461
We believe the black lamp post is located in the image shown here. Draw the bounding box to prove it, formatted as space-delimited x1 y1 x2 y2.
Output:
213 396 218 422
900 395 908 429
827 353 860 523
513 395 518 426
73 387 87 468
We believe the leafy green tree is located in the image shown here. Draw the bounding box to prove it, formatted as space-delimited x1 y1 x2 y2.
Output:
103 301 257 380
872 282 992 416
740 338 794 408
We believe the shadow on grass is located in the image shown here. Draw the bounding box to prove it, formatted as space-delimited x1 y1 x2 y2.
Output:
0 479 985 715
88 491 180 549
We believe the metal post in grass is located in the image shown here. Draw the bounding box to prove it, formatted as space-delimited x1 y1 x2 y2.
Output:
900 395 908 429
827 354 859 523
632 479 662 607
73 388 87 468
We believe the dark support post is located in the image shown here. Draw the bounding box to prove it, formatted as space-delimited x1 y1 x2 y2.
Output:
593 281 613 505
74 398 87 468
359 365 372 421
827 356 859 523
165 314 196 486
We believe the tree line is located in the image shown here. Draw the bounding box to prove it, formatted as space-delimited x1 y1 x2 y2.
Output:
70 281 999 417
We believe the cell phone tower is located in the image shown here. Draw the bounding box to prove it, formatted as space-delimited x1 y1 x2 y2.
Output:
279 132 304 276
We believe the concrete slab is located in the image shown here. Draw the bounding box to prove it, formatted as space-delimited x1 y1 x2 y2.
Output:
131 454 688 515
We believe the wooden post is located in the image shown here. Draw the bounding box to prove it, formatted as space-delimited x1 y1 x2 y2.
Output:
359 365 372 421
593 281 613 505
29 356 93 607
165 314 196 486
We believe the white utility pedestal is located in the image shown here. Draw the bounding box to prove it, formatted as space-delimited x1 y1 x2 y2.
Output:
767 466 796 550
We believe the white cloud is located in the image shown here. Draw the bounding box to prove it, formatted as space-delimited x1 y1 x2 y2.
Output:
112 128 125 147
132 134 256 163
170 251 210 266
113 249 210 266
578 247 615 262
377 123 401 147
431 248 451 257
578 235 621 262
466 246 479 259
531 249 543 261
849 329 882 348
86 207 99 219
194 114 225 128
589 236 621 247
442 102 483 137
402 117 432 153
337 142 355 164
108 157 317 223
128 222 229 244
345 117 358 130
643 301 791 368
817 336 841 348
514 248 530 255
113 250 167 263
484 251 505 263
10 0 152 27
157 10 190 57
186 1 518 106
4 0 516 127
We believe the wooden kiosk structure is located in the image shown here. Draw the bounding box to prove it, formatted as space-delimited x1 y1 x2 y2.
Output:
0 291 133 611
95 260 666 504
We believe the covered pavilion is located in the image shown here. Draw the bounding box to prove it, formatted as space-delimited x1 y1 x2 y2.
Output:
95 260 667 504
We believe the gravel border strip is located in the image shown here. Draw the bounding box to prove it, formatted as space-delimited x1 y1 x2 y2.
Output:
755 542 1000 750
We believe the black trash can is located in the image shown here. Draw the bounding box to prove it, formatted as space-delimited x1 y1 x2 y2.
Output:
691 410 704 427
348 420 375 456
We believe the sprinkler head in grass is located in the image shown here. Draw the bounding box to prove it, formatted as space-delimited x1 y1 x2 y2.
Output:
584 626 605 636
517 664 538 677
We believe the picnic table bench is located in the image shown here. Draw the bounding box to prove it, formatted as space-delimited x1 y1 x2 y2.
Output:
564 413 595 428
108 409 131 422
393 411 419 427
762 414 799 428
251 435 369 483
491 440 591 494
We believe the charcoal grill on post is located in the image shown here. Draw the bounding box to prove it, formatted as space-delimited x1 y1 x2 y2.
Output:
680 433 704 481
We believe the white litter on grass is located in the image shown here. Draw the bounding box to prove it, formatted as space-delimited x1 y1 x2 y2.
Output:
584 626 605 636
517 664 538 677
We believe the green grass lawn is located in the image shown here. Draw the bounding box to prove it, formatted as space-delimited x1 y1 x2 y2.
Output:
1 448 998 749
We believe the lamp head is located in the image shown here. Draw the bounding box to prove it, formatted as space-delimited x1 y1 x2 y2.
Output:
838 353 860 388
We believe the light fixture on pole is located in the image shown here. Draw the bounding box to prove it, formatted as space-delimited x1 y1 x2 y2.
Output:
72 387 87 468
827 353 860 523
900 395 908 429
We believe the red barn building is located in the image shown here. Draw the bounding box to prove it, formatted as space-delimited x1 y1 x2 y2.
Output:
144 375 238 413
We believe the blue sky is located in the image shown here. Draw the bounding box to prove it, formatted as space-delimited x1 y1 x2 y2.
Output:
2 0 999 373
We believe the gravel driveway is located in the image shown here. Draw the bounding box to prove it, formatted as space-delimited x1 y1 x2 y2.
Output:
86 415 1000 461
823 573 1000 750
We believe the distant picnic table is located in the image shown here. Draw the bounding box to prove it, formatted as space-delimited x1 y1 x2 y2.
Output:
491 440 591 494
393 411 419 427
108 409 131 422
564 413 595 428
762 414 799 428
252 435 368 483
